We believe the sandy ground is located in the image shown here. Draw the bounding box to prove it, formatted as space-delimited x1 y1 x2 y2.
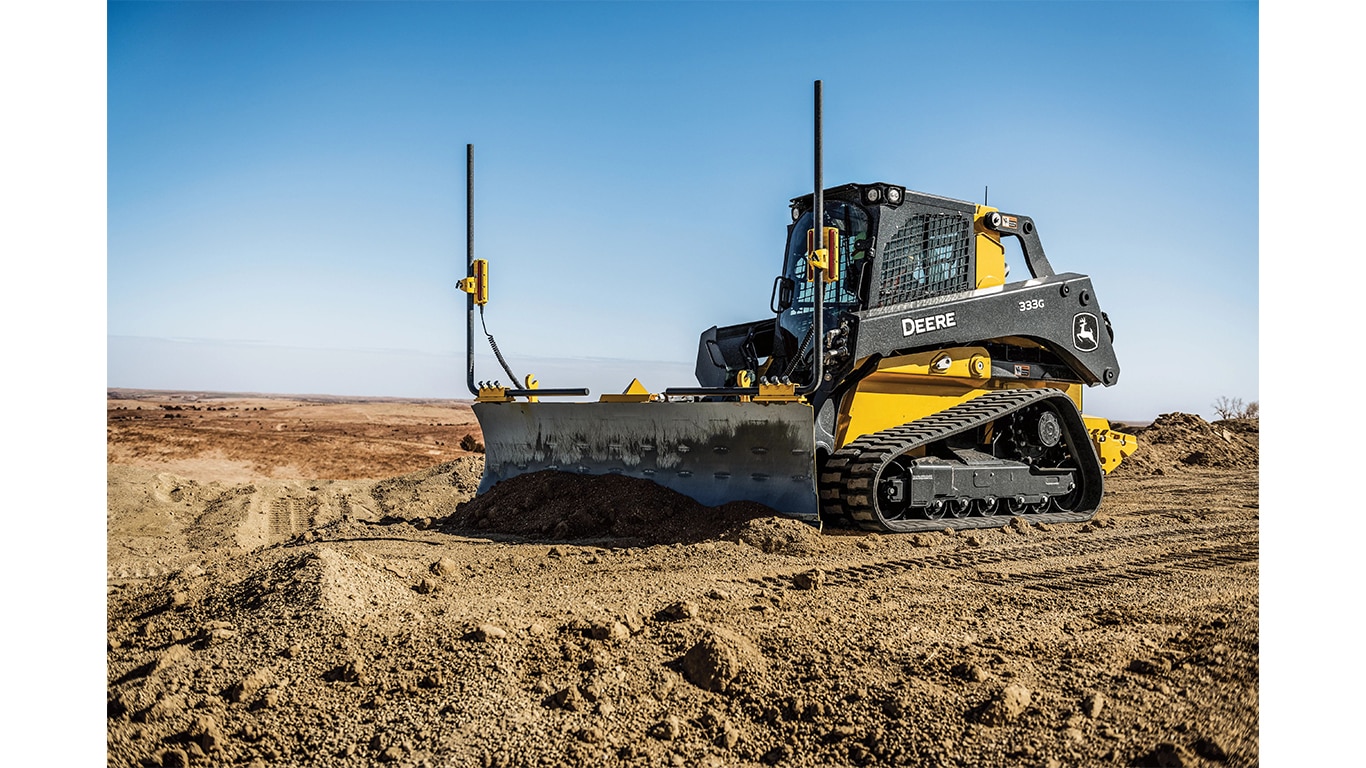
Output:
107 392 1258 767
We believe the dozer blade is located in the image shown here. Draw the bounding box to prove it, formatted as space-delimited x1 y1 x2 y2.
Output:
474 401 819 522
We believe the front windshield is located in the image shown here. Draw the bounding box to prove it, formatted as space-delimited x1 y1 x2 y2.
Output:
774 201 871 377
785 202 870 310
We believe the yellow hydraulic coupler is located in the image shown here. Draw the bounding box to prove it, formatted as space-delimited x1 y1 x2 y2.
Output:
475 385 514 403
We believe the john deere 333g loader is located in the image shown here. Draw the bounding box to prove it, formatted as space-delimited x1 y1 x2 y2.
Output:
460 82 1135 532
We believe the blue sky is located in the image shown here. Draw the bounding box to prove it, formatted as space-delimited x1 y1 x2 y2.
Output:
106 0 1258 420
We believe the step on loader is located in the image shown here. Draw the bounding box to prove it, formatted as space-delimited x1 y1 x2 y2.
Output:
458 81 1136 532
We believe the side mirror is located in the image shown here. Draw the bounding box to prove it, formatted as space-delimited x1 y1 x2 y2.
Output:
852 259 873 304
771 276 795 313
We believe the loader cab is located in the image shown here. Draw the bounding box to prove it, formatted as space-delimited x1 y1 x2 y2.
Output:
773 183 983 383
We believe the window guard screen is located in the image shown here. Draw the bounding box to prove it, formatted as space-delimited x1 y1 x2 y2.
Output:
876 213 972 307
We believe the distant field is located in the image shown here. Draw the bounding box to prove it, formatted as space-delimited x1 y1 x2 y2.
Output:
107 389 481 482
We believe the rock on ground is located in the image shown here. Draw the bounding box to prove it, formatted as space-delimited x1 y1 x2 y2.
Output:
682 627 765 693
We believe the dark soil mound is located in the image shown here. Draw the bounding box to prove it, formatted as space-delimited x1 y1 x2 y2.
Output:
1113 413 1258 476
441 470 807 546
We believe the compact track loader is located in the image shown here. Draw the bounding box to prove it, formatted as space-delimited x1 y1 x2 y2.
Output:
460 82 1134 532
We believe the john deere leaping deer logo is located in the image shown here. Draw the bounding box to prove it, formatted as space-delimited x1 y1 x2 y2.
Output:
1073 313 1100 352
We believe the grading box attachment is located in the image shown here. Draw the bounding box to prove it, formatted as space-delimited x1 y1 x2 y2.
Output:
474 400 819 522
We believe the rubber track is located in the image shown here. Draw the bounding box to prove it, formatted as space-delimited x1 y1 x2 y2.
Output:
821 388 1099 533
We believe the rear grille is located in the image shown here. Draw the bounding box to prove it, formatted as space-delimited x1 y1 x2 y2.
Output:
876 213 972 306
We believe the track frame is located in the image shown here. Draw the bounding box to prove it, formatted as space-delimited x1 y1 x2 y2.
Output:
820 388 1104 532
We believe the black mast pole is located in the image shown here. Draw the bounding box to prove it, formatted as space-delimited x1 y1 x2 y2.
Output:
799 80 825 396
466 144 478 395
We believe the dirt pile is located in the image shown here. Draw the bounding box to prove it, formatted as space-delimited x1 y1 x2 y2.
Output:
370 456 483 522
1113 413 1259 476
443 470 823 552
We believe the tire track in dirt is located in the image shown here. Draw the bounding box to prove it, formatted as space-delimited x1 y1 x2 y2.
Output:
746 519 1258 591
267 494 323 536
1009 540 1257 592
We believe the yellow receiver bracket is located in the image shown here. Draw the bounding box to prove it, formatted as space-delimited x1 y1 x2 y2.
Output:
458 259 489 305
598 378 655 403
804 227 840 283
523 374 540 403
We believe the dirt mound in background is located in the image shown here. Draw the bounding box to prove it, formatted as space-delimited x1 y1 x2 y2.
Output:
1113 413 1259 476
443 470 822 551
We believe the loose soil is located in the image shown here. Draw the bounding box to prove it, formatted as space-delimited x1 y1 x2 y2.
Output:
108 392 1259 767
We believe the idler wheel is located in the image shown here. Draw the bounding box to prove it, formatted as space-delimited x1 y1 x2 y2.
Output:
873 460 914 526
